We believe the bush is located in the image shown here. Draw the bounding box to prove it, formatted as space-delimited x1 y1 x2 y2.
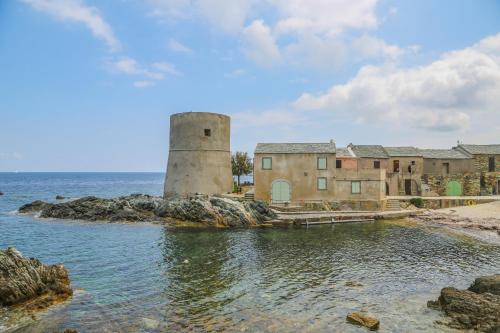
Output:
409 197 424 208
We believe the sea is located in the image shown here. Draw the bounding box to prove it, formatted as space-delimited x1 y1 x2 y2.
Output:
0 172 499 332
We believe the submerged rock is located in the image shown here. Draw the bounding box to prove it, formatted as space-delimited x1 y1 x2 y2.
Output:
0 191 4 196
346 312 379 330
18 194 276 227
55 195 66 200
428 275 500 332
0 247 72 310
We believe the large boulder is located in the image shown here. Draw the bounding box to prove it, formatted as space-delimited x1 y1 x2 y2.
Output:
428 276 500 332
0 247 72 309
468 274 500 296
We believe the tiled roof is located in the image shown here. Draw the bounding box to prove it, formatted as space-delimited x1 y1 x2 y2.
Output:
336 147 356 158
384 146 422 157
421 149 471 159
349 145 389 158
254 142 336 154
456 144 500 155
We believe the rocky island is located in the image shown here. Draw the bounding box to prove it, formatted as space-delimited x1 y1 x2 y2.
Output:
18 194 277 227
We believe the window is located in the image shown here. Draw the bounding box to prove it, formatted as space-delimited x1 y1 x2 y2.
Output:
262 157 272 170
317 177 327 190
374 160 380 169
351 181 361 194
489 157 496 172
317 157 327 170
393 160 400 172
204 128 211 136
336 159 342 169
442 162 449 175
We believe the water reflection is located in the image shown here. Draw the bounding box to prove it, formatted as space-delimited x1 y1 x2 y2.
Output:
3 221 500 333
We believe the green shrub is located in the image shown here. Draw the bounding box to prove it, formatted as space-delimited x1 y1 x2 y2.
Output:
409 197 424 208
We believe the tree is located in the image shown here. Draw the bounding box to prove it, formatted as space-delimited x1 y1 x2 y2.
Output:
231 152 253 187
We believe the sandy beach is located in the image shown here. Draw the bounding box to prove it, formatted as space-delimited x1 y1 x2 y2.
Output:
413 201 500 233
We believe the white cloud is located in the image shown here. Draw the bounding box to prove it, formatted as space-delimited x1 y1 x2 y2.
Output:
272 0 378 36
294 33 500 132
147 0 402 69
152 62 181 75
111 57 180 87
148 0 255 33
168 38 193 54
22 0 120 51
133 80 155 88
242 20 281 67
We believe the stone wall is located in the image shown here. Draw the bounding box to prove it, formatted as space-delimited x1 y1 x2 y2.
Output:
422 173 481 196
473 154 500 173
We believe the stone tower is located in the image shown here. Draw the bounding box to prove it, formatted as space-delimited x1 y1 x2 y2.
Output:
164 112 233 197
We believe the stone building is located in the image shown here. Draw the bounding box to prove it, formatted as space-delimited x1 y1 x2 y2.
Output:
420 149 477 196
454 144 500 195
383 147 423 196
253 143 386 209
164 112 233 197
253 142 337 204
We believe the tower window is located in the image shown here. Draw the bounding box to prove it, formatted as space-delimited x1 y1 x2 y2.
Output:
204 129 211 136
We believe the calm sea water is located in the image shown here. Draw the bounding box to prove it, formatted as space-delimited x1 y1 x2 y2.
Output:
0 173 499 332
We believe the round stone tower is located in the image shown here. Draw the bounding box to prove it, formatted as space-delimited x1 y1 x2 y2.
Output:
164 112 232 197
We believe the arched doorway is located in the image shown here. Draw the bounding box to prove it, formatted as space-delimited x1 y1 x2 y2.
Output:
446 180 462 196
271 180 291 203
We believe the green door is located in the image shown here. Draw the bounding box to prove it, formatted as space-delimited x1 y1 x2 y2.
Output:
272 180 290 203
446 180 462 196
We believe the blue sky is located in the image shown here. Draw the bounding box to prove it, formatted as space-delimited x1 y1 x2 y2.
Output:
1 0 500 171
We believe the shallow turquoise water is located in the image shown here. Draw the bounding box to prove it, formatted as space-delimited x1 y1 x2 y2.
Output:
0 173 499 332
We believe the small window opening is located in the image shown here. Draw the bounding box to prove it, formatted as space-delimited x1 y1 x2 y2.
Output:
489 156 495 172
336 159 342 169
204 128 211 136
374 161 380 169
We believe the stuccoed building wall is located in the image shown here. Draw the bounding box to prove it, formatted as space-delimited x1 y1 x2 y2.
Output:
253 152 336 203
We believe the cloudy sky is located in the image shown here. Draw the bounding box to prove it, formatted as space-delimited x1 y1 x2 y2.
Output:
1 0 500 171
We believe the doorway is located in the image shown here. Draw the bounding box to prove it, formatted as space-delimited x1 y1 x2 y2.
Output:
446 180 462 196
404 179 412 195
271 180 290 203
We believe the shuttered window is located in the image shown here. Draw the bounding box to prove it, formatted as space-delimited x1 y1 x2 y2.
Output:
317 177 327 190
317 157 327 170
262 157 272 170
351 181 361 194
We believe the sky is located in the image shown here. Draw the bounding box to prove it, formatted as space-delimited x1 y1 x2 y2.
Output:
1 0 500 171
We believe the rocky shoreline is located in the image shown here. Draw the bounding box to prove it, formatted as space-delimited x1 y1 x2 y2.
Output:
428 275 500 332
18 194 277 227
0 247 72 311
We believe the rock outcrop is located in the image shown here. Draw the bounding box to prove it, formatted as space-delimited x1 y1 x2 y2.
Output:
19 194 277 227
428 274 500 332
346 312 379 330
0 247 72 310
